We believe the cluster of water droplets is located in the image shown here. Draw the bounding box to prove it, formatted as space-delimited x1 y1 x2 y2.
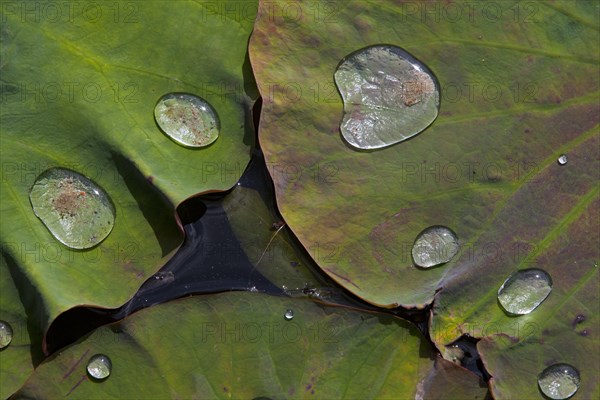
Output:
16 92 223 387
407 218 576 398
15 44 582 397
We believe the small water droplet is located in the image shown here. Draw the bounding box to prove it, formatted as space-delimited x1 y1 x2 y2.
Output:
557 154 568 165
538 363 580 399
86 354 112 380
154 93 219 148
155 271 174 280
334 45 440 149
412 226 459 268
445 345 464 365
284 309 294 320
29 169 115 249
498 269 552 315
151 271 174 286
0 321 13 349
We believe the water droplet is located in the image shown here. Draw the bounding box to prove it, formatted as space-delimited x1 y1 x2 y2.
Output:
0 321 13 349
445 345 464 365
557 154 568 165
538 363 580 399
497 269 552 315
334 45 440 149
412 226 459 268
153 271 174 282
86 354 112 380
284 309 294 320
29 169 115 249
146 271 175 289
154 93 219 148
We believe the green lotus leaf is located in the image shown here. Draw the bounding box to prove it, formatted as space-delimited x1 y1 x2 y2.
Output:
0 254 43 398
16 292 436 399
0 1 256 396
249 0 598 306
249 0 598 396
455 197 598 399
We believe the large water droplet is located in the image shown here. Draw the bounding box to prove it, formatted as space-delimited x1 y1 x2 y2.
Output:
284 309 294 321
29 169 115 249
412 226 459 268
538 363 580 399
154 93 219 148
334 45 440 149
497 269 552 315
87 354 112 380
557 154 568 165
0 321 13 349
